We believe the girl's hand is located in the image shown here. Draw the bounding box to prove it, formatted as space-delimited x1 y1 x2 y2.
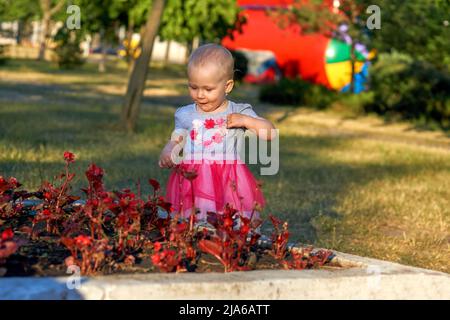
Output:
158 148 176 168
158 137 183 169
226 113 248 129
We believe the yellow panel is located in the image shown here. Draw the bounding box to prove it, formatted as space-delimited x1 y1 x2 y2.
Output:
325 61 364 90
367 49 377 60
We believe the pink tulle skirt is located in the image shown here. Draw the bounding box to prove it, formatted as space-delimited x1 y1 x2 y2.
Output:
165 159 266 221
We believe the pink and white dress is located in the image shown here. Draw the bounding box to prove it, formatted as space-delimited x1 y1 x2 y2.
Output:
164 100 266 221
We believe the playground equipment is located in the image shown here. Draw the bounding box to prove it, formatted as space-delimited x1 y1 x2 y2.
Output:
222 0 375 93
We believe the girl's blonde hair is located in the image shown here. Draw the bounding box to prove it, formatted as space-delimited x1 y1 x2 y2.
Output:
188 43 234 80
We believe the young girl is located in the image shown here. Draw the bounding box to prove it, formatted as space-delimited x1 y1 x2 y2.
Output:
158 44 276 222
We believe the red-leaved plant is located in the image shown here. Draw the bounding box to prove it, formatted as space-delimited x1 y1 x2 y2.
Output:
62 234 112 274
0 228 19 266
268 214 333 270
32 151 79 236
197 204 261 272
1 152 334 275
0 176 31 219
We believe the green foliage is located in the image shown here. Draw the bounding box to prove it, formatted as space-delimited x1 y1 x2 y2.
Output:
126 0 152 28
230 50 248 82
0 0 40 21
367 0 450 72
159 0 244 43
64 0 149 48
366 52 450 128
259 78 338 109
53 28 85 69
333 91 374 115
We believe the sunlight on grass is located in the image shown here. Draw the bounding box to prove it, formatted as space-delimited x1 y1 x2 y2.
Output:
1 58 449 273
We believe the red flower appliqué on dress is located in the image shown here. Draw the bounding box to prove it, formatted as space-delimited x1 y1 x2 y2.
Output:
204 119 215 129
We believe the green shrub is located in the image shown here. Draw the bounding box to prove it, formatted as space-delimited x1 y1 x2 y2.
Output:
259 78 338 109
366 52 450 129
53 28 85 69
332 91 375 115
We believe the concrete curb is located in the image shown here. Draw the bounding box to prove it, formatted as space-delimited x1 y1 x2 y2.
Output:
1 251 449 300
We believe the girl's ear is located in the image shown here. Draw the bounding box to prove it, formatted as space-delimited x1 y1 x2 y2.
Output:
225 79 234 94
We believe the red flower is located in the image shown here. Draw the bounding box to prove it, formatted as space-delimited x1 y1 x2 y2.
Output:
240 224 250 235
42 209 52 216
1 228 14 241
190 129 197 140
223 217 233 228
153 241 162 252
74 235 92 247
148 179 160 191
151 253 161 264
204 119 215 129
86 163 104 179
63 151 75 163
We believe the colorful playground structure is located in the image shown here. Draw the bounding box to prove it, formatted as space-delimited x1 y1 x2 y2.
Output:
222 0 375 93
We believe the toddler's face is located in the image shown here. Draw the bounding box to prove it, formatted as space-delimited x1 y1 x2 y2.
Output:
188 63 233 113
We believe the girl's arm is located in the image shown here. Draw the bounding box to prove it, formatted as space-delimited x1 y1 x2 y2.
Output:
158 135 184 168
227 114 277 141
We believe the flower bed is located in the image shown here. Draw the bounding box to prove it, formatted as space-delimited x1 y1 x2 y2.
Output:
0 152 334 276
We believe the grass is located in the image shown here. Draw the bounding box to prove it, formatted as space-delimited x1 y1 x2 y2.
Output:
1 58 449 273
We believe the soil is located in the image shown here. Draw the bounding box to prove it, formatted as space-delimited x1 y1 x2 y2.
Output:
2 231 344 277
1 202 341 277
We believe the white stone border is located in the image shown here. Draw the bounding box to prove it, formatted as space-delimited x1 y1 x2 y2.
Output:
1 250 449 300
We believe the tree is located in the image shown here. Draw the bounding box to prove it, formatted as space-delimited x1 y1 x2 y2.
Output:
119 0 151 71
0 0 40 44
121 0 245 131
37 0 66 60
71 0 131 72
121 0 165 132
366 0 450 72
159 0 244 58
274 0 450 80
0 0 38 21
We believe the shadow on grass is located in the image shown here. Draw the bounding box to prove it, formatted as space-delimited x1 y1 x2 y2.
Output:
1 60 448 249
260 134 450 244
3 129 445 248
0 78 194 115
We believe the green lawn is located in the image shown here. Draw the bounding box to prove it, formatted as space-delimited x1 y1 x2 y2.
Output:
1 58 449 273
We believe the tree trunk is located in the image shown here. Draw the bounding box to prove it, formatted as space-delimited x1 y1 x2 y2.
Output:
164 40 171 65
121 0 166 132
38 0 65 61
99 47 107 73
38 12 50 60
17 20 24 44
